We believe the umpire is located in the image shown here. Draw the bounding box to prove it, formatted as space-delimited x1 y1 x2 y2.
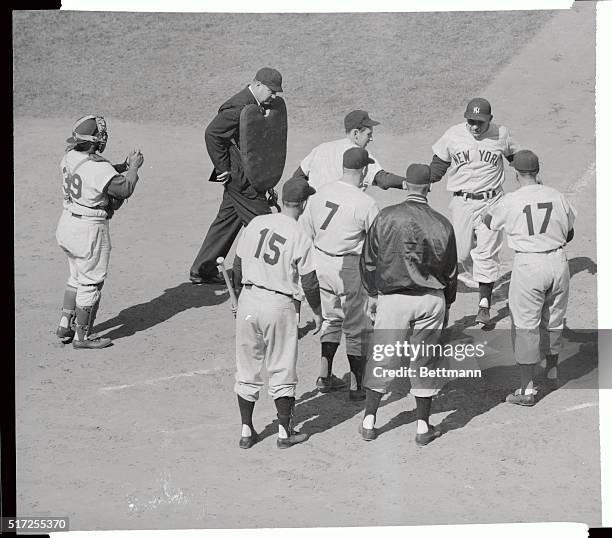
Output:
190 67 284 284
359 164 458 446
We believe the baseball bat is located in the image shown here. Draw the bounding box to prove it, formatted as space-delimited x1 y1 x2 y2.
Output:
216 257 238 310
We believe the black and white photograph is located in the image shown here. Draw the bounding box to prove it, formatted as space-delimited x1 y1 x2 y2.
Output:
10 0 610 535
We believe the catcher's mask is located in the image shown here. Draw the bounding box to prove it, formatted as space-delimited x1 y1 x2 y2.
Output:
66 115 108 153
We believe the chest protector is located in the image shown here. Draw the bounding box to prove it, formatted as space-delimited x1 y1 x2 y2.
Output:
239 97 287 192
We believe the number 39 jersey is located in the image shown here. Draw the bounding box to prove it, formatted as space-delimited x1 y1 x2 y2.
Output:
60 150 117 218
487 184 577 252
236 213 317 298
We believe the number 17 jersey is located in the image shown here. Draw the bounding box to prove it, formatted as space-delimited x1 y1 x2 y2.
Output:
487 184 576 252
236 213 316 298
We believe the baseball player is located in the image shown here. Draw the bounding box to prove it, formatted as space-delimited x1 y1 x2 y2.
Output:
482 150 576 406
300 147 379 400
430 98 520 326
359 164 457 446
291 110 405 191
190 67 286 285
55 115 144 349
231 176 323 449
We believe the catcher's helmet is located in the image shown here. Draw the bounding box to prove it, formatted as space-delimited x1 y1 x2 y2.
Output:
66 115 108 152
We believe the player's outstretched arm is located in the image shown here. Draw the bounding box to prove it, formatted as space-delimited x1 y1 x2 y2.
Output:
429 154 451 183
372 170 405 190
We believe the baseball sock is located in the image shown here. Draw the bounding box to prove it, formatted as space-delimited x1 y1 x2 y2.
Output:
415 396 432 434
347 354 364 390
320 342 339 378
274 396 295 439
519 363 535 394
237 395 255 437
363 389 383 429
545 354 559 379
478 282 494 308
59 286 77 327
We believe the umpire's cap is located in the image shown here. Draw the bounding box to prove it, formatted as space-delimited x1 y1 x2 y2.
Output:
405 163 432 185
255 67 283 92
282 177 316 203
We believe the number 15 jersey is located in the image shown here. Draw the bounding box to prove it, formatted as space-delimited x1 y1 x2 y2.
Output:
487 184 576 252
236 213 317 299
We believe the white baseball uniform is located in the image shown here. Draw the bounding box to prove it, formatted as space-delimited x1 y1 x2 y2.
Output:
234 213 317 401
486 184 576 364
299 138 383 190
301 180 379 355
432 122 520 283
55 150 118 307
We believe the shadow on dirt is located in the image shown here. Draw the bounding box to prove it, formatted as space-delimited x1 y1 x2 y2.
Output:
454 255 597 329
94 281 229 340
251 328 597 443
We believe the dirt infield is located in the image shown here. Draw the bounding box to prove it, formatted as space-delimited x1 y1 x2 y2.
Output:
13 4 599 530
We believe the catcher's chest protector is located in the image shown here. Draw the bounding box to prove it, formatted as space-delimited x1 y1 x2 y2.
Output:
239 97 288 192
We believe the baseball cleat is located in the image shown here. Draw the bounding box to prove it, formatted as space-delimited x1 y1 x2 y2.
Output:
276 430 309 449
415 425 442 446
316 374 348 393
239 431 260 450
349 387 366 401
189 272 206 285
475 306 491 326
358 423 378 441
72 336 112 349
505 391 536 406
56 326 75 344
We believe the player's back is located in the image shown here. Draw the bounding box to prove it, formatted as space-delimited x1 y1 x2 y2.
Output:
237 213 313 297
303 180 378 256
60 150 117 218
494 184 576 253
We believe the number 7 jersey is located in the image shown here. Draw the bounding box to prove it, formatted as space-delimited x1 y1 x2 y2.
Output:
487 184 576 252
236 213 317 298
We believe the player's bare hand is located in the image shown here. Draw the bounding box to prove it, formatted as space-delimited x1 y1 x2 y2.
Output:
311 313 323 335
127 149 144 169
367 296 378 323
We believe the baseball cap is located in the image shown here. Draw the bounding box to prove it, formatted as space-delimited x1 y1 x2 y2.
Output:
255 67 283 93
511 149 540 173
464 98 492 122
404 163 432 185
282 177 316 203
66 115 106 144
343 147 375 170
344 110 380 131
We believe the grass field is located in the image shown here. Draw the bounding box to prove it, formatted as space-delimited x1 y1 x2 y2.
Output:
13 10 553 132
12 4 600 531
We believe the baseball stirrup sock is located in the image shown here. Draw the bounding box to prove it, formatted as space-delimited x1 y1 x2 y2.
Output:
519 363 535 394
415 396 433 428
364 389 383 417
545 354 559 379
237 395 255 435
478 282 494 306
347 355 364 390
320 342 339 377
274 396 295 438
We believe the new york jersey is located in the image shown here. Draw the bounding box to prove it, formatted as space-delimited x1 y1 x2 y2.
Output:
301 181 379 256
236 213 316 299
300 138 383 190
432 122 520 193
61 150 117 218
487 184 576 252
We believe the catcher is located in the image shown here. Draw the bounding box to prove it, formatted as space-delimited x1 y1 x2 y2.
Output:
55 115 144 349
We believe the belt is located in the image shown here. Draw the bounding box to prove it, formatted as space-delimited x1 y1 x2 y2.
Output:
515 246 563 254
315 245 358 257
244 283 293 299
453 189 498 200
71 213 109 220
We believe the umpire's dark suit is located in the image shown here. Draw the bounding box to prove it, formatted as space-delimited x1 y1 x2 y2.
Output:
190 87 271 280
